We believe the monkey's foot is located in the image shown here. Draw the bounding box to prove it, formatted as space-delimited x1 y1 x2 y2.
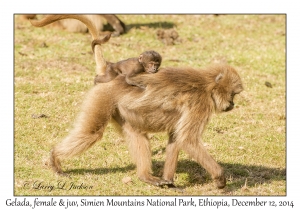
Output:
139 175 173 186
159 181 185 193
160 179 176 188
214 175 226 189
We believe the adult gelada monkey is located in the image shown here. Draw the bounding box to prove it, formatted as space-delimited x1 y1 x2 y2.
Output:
31 15 243 189
24 14 125 36
92 35 162 86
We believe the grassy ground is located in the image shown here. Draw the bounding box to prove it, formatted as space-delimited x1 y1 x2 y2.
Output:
14 14 286 196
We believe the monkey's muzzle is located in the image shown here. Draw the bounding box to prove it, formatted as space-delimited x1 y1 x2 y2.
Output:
224 101 234 112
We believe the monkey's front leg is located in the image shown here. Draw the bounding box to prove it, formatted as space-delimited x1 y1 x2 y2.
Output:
125 74 147 89
162 134 181 186
122 123 169 186
182 141 226 189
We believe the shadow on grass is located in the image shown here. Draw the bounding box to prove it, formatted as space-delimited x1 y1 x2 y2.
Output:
64 164 135 175
104 21 175 33
126 22 176 30
172 160 286 192
64 159 285 193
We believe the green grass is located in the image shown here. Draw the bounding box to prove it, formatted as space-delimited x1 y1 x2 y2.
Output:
14 14 286 196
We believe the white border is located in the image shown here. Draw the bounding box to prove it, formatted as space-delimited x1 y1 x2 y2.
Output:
2 1 297 209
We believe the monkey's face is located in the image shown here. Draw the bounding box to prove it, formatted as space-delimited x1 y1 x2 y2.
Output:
144 61 161 74
211 72 243 112
139 51 162 74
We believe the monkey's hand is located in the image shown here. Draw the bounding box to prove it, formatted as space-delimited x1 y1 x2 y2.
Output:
133 83 147 89
125 75 147 89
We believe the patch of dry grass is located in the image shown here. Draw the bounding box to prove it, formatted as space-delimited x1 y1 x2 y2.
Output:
14 14 285 196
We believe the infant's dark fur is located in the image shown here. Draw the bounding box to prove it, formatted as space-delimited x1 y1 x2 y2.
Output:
94 50 162 87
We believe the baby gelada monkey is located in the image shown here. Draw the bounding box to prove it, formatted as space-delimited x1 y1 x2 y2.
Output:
92 37 162 87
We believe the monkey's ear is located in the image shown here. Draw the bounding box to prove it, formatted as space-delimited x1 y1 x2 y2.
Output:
215 73 223 83
138 55 143 62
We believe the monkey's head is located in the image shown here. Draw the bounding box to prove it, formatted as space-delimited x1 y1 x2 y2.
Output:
139 50 162 74
210 65 243 113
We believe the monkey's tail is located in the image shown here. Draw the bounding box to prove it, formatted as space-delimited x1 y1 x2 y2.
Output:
30 15 99 38
30 14 107 75
91 33 111 52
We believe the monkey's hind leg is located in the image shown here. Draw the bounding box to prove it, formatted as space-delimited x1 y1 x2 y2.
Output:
122 123 170 186
50 86 113 175
94 67 118 85
50 127 105 175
